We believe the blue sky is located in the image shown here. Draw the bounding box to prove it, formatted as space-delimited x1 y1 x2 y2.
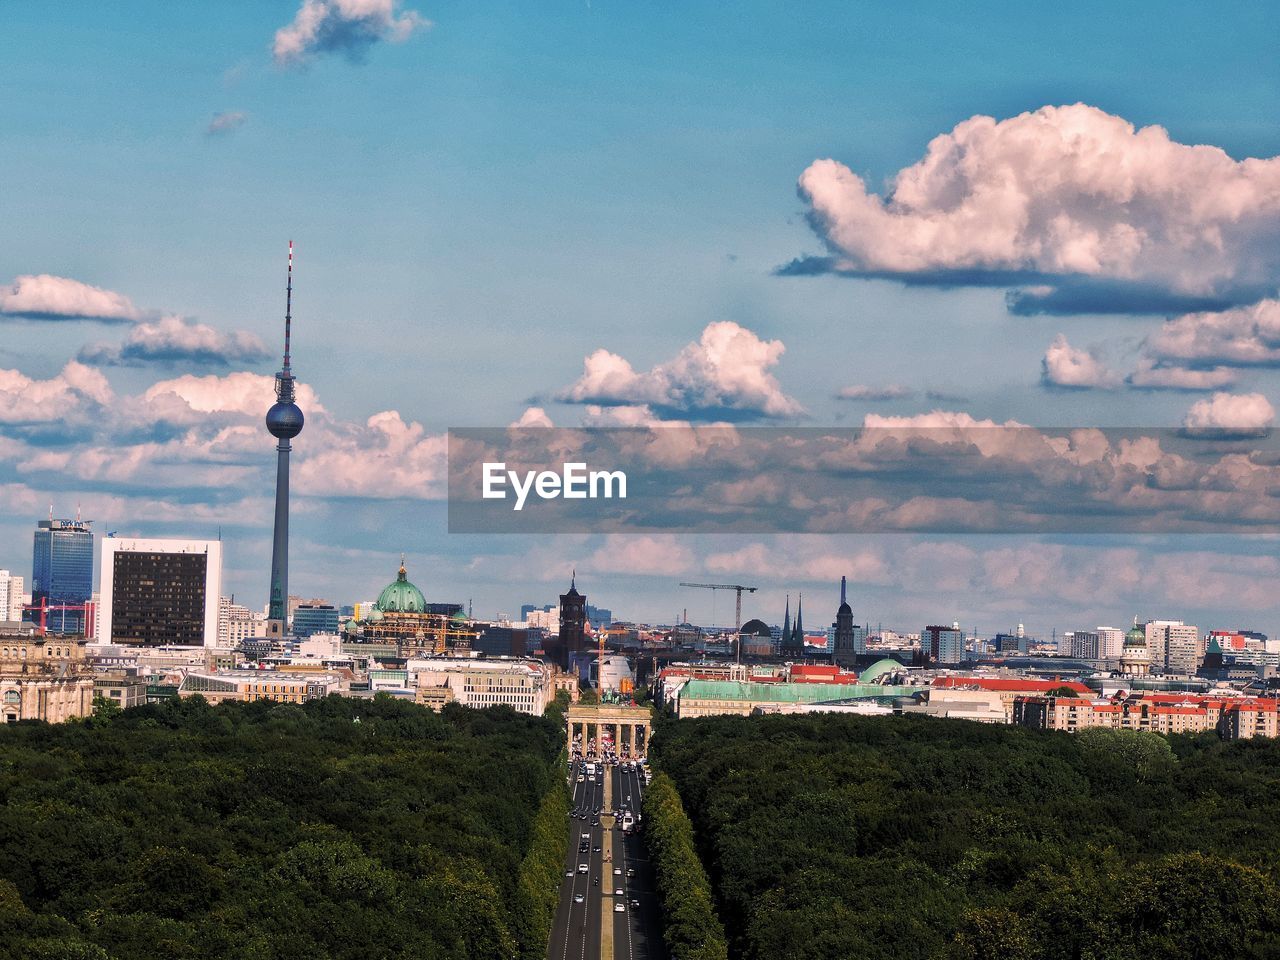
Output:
1 1 1278 635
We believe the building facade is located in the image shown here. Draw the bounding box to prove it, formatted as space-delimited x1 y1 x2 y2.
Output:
30 518 94 633
292 602 339 638
922 624 965 665
0 571 23 622
0 629 96 722
100 538 223 647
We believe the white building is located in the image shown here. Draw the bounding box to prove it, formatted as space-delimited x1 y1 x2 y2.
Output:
1070 630 1100 659
100 537 222 648
217 596 267 646
0 571 22 622
1143 619 1201 674
1095 626 1125 660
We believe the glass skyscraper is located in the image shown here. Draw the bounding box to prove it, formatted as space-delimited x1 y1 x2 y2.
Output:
31 518 94 633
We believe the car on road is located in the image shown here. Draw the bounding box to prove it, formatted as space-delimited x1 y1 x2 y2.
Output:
615 888 623 896
578 864 588 873
565 870 573 877
630 898 640 908
614 867 621 875
574 894 584 904
614 903 625 912
593 846 601 853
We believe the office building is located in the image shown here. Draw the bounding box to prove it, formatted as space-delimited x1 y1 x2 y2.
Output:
922 624 965 665
292 601 339 638
1095 626 1125 660
0 571 22 622
31 517 94 633
1070 630 1100 660
100 538 222 647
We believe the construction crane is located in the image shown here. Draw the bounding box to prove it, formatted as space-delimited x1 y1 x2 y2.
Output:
678 582 758 635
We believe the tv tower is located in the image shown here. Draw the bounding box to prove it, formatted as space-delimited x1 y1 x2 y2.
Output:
265 241 304 639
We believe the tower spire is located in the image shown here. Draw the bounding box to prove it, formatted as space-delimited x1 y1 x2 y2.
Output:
266 241 305 639
840 575 847 605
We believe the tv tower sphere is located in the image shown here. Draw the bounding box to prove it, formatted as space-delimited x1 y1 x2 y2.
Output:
266 399 304 438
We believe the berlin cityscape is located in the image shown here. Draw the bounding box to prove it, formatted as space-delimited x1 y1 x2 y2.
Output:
1 3 1279 959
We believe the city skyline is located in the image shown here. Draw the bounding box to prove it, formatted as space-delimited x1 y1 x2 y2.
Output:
2 2 1279 631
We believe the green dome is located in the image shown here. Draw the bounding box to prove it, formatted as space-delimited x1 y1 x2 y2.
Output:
377 564 427 613
1124 624 1146 648
450 610 468 622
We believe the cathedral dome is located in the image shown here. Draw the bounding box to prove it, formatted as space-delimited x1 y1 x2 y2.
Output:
1124 624 1147 648
376 564 427 613
740 618 772 637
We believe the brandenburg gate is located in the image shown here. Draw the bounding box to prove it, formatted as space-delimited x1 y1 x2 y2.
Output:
566 702 653 759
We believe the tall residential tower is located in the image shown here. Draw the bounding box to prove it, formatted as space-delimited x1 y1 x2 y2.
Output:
265 243 304 639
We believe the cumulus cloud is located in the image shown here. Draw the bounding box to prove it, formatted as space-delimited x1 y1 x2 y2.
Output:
1146 298 1280 368
139 371 325 425
1041 334 1120 389
791 103 1280 313
510 406 554 428
1183 392 1275 437
0 274 143 323
559 321 804 420
206 111 247 136
1126 357 1238 391
78 315 270 368
273 0 427 65
294 410 446 499
837 384 916 401
0 362 113 424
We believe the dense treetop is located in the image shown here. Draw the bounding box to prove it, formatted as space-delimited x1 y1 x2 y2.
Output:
0 695 565 960
653 713 1280 960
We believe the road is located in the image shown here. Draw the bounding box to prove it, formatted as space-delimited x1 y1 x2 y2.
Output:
547 758 666 960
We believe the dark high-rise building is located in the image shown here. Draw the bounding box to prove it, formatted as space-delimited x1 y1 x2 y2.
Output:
101 538 222 647
831 576 858 667
265 242 304 639
31 517 94 633
292 603 339 638
555 572 587 669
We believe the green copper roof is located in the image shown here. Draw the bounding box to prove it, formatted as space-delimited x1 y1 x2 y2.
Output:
678 679 922 704
376 565 427 614
859 658 905 684
1124 624 1147 648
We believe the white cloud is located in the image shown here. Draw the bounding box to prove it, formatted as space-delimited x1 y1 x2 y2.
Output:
836 384 916 401
0 274 143 322
560 321 804 419
206 111 247 136
0 361 113 424
139 371 325 424
1041 334 1120 389
1126 357 1237 391
1146 299 1280 367
273 0 427 65
510 406 554 428
1183 392 1275 436
79 315 270 367
795 103 1280 310
294 410 446 499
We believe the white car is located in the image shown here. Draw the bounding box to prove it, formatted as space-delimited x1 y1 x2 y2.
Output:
574 893 584 904
613 867 622 875
578 864 588 873
615 888 624 896
614 902 625 912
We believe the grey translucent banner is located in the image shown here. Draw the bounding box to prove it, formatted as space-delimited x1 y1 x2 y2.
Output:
447 425 1280 533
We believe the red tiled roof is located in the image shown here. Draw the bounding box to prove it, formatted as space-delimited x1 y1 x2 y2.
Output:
934 676 1090 694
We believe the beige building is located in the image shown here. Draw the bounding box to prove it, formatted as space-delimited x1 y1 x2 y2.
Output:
0 630 96 723
409 657 552 715
179 670 343 705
